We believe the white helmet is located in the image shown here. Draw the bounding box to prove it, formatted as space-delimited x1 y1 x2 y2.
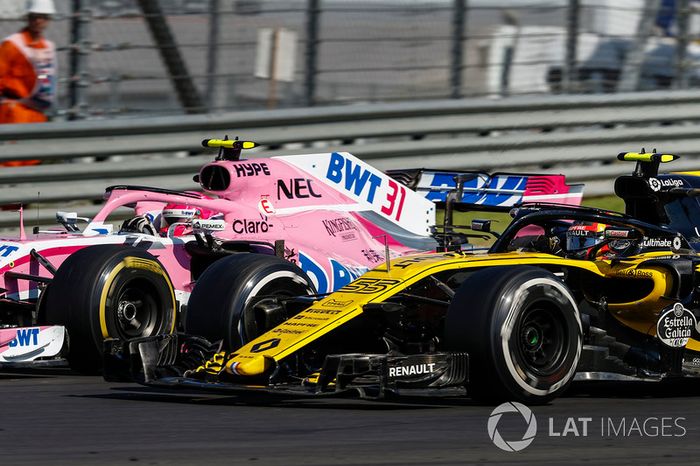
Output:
27 0 55 15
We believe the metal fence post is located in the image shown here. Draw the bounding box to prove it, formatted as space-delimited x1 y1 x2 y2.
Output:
69 0 91 120
450 0 466 99
305 0 320 107
136 0 205 114
206 0 221 110
562 0 579 94
675 0 690 89
618 0 662 92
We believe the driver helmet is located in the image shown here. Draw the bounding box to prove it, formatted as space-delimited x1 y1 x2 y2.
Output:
159 192 219 237
566 222 607 259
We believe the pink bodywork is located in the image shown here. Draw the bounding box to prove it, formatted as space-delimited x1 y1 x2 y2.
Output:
0 152 437 307
0 151 583 309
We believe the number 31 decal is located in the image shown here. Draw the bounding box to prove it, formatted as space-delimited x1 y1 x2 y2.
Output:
381 179 406 221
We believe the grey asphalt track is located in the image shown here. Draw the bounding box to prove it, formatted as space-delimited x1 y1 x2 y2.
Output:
2 370 700 465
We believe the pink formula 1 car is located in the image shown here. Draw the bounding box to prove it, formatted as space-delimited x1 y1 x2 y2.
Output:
0 139 583 371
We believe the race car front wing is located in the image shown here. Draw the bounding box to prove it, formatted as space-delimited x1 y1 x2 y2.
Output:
104 334 469 399
0 325 68 368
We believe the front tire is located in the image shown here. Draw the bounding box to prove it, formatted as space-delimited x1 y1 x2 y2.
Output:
185 254 316 350
45 245 176 373
445 266 581 404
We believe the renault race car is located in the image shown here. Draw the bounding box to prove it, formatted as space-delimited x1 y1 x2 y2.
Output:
106 152 700 405
0 139 582 372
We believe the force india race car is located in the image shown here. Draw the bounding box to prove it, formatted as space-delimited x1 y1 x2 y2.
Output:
107 152 700 405
0 139 582 372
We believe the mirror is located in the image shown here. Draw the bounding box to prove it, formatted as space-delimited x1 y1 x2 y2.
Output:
471 219 492 233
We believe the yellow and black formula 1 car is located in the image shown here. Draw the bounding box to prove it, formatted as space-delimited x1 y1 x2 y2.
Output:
106 152 700 404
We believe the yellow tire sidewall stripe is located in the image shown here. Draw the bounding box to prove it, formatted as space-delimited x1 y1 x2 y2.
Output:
98 256 177 339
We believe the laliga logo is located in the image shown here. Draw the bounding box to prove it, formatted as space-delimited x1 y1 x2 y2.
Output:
648 177 683 192
648 178 662 192
487 402 537 452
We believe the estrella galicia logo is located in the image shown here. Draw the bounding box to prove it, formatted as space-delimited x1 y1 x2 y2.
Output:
487 402 537 452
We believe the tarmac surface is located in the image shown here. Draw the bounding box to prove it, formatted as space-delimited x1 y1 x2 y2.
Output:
2 370 700 465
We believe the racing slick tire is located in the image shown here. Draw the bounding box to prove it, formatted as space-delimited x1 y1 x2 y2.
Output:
445 266 582 405
45 245 176 373
185 253 316 350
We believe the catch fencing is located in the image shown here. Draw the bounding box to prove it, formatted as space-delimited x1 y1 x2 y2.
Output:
1 0 697 118
1 89 699 229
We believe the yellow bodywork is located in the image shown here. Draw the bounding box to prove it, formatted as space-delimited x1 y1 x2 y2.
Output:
619 152 678 163
196 249 687 378
203 139 258 150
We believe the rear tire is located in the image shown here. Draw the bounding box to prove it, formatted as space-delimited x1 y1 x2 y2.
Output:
185 254 316 350
445 266 581 404
45 245 176 373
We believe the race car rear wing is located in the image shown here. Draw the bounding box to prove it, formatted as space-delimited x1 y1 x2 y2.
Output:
617 150 678 178
386 169 584 210
615 150 682 225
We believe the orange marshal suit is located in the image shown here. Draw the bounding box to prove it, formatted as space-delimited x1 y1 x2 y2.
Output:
0 29 56 166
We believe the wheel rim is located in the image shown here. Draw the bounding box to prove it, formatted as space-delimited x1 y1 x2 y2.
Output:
114 278 162 339
515 303 568 377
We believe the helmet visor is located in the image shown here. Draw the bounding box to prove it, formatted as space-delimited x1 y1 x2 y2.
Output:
162 208 196 225
566 235 602 252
